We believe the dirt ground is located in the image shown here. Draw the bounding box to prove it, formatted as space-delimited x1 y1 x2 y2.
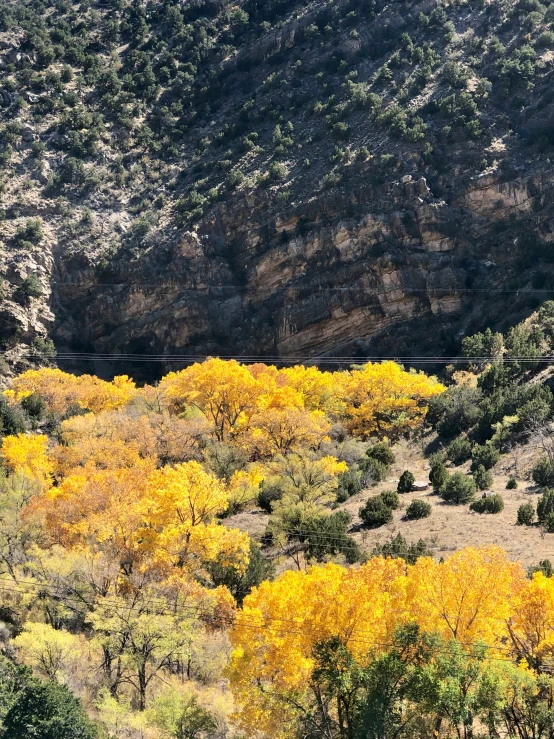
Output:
227 434 554 569
339 437 554 568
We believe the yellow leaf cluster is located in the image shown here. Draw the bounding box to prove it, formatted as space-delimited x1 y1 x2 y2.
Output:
138 461 250 578
42 460 154 557
13 621 86 680
36 457 249 585
509 571 554 665
229 545 526 738
227 466 264 510
159 358 444 446
48 404 208 478
240 407 331 457
160 358 265 441
279 365 337 412
2 433 53 489
406 545 522 643
6 368 136 414
230 557 408 736
336 361 445 439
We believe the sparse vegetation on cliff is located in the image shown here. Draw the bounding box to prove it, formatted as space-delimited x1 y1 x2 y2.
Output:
1 0 554 365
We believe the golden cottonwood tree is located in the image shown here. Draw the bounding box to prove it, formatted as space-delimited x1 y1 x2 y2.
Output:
236 375 331 457
54 406 206 476
2 433 53 489
160 358 265 440
52 436 147 479
39 461 155 566
406 545 524 644
242 407 331 458
37 458 250 586
228 546 522 738
229 557 407 737
138 461 250 581
279 365 337 412
336 361 445 439
6 368 136 414
227 466 264 512
508 571 554 669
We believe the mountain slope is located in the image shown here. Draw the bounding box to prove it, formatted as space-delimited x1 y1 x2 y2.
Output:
1 0 554 375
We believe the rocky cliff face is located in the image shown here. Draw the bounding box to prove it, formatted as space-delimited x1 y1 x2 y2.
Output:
2 0 554 377
1 146 547 380
40 167 544 378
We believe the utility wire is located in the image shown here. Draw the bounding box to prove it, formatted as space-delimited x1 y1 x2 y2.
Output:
45 285 554 293
0 519 388 558
39 174 554 297
0 575 526 658
0 580 522 663
5 351 554 365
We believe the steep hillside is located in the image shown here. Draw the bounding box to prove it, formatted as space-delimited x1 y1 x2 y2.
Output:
2 0 554 374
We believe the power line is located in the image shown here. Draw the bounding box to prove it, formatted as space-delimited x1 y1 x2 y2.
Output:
0 574 523 658
46 285 554 293
0 578 522 663
41 353 554 360
6 350 554 365
0 524 369 572
40 176 554 301
44 172 554 274
0 503 434 564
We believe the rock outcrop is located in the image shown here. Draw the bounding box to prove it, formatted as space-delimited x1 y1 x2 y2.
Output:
26 168 541 378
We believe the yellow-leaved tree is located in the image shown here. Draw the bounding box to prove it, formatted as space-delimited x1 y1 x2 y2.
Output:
236 375 332 458
228 545 522 738
5 368 136 415
138 461 250 582
242 407 331 458
229 557 407 737
336 361 445 439
2 433 53 490
38 460 155 565
53 405 206 476
279 365 336 412
508 570 554 670
406 544 524 644
160 358 266 440
36 457 250 587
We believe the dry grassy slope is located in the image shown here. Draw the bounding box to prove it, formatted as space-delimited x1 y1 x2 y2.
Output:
227 433 554 568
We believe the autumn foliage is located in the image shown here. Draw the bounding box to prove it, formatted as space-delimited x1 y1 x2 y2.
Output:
229 546 554 739
0 359 444 589
0 359 450 735
159 357 444 444
6 367 137 414
2 360 554 739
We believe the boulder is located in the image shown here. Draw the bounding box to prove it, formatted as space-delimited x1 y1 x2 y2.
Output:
32 161 50 185
412 481 429 491
21 125 36 142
